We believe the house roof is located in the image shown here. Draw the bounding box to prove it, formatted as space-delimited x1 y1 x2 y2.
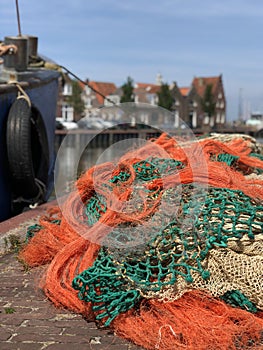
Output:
180 87 190 97
135 83 161 94
87 81 117 105
133 82 161 103
78 80 117 105
192 76 221 97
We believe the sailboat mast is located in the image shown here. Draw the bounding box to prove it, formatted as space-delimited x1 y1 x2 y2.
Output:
238 88 243 121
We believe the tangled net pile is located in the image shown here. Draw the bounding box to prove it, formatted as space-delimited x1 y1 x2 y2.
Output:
20 133 263 350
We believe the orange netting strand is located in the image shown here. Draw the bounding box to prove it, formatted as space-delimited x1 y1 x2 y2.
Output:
113 291 263 350
20 159 263 268
18 134 263 350
19 134 263 289
42 237 100 316
155 134 263 174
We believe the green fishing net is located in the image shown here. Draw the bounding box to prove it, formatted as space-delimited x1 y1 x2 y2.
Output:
73 183 263 325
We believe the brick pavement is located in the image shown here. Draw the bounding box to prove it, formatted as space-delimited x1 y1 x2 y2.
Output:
0 252 144 350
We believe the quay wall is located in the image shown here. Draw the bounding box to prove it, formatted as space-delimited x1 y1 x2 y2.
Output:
55 126 258 150
55 129 163 150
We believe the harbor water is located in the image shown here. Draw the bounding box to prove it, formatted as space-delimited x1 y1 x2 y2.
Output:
53 132 263 199
54 132 147 195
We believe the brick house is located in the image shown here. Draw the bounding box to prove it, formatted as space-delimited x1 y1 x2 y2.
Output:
80 80 119 115
170 82 189 127
57 74 226 128
171 75 226 129
191 75 226 128
57 76 120 121
132 74 163 104
57 74 74 121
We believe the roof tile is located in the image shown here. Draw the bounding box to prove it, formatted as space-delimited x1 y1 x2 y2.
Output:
192 76 220 97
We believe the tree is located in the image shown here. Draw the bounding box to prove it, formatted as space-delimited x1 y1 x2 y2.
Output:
67 80 85 120
121 76 135 103
157 83 174 111
201 84 216 118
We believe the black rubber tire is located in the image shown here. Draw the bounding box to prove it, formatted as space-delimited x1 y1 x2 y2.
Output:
6 98 49 201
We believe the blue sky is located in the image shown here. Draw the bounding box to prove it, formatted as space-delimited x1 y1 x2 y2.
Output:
1 0 263 120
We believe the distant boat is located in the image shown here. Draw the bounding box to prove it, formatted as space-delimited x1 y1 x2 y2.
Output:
0 34 60 221
246 112 263 129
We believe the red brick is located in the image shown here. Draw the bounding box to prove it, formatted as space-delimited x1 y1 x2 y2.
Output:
40 319 88 328
11 333 89 344
0 316 26 326
0 343 42 350
0 330 12 341
85 345 129 350
62 327 94 336
18 326 62 335
45 344 89 350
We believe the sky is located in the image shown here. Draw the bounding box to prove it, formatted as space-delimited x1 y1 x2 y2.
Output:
1 0 263 121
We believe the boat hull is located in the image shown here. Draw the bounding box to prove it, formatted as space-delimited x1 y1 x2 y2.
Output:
0 69 60 221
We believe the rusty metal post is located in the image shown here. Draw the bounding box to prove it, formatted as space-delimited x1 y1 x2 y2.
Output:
3 36 28 71
26 35 38 58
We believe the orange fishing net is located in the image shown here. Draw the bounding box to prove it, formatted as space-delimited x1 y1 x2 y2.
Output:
19 133 263 349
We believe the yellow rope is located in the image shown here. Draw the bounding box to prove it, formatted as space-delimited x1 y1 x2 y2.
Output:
8 80 31 107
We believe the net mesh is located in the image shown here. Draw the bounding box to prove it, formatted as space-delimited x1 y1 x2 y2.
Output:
73 185 263 325
19 133 263 350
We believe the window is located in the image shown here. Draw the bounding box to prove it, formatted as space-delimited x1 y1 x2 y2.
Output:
63 83 72 96
85 86 91 95
204 115 209 125
154 95 159 105
62 104 74 121
86 98 91 108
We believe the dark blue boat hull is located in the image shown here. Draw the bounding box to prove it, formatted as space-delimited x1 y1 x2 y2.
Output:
0 69 60 221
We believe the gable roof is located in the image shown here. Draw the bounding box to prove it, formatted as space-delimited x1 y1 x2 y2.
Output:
180 87 190 97
192 76 221 97
135 83 161 94
88 81 117 105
